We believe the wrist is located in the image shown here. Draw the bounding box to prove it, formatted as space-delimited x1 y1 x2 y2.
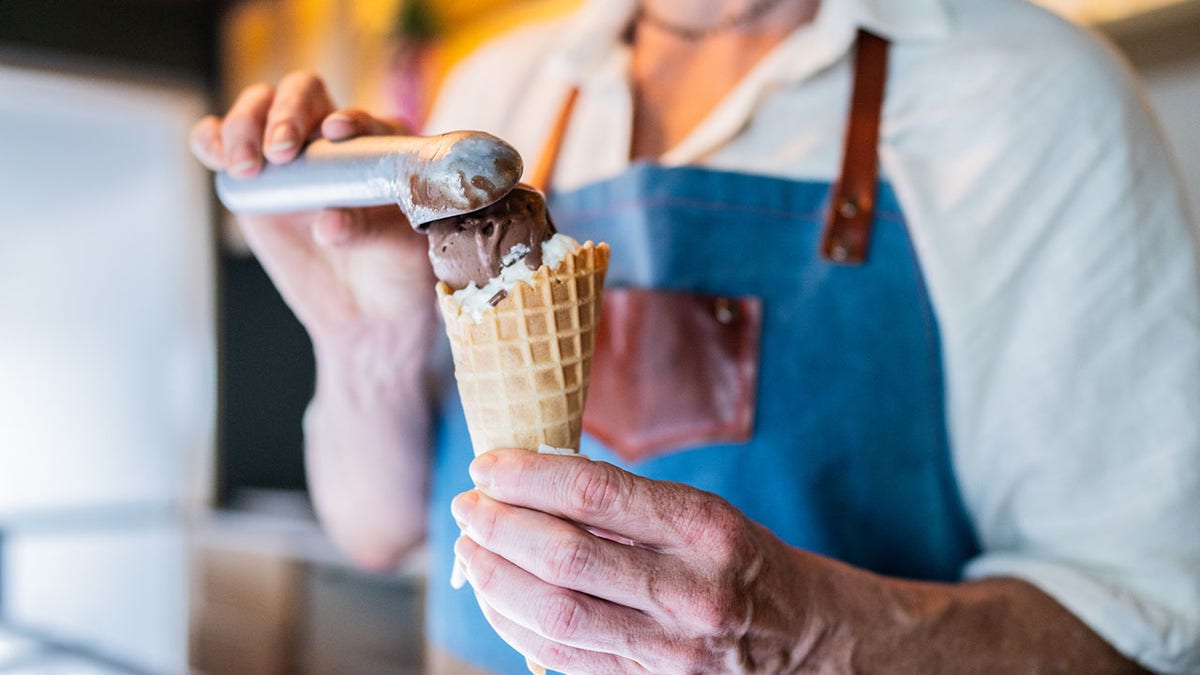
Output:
746 534 895 671
759 542 1148 673
733 525 862 671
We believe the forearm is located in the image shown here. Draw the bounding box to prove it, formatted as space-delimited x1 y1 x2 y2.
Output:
794 548 1149 674
304 314 437 570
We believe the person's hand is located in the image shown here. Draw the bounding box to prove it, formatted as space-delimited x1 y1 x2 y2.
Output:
191 74 438 569
189 71 434 352
450 448 823 673
451 450 1157 674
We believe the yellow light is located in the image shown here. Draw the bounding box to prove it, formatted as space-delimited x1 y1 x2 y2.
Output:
1031 0 1190 23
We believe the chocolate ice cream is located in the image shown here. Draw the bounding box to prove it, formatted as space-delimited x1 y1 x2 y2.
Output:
424 184 556 291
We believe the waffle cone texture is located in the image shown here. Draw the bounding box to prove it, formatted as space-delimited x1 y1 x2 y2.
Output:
436 241 610 457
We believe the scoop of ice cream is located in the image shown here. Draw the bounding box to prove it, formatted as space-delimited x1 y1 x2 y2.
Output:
446 233 580 323
424 184 556 290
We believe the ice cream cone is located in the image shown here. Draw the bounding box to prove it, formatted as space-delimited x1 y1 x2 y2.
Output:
438 240 608 675
436 241 610 458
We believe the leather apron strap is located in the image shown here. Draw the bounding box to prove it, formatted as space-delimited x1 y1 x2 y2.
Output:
528 30 891 266
820 30 890 265
527 86 580 193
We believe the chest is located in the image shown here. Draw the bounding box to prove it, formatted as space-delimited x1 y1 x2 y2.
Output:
505 53 858 193
627 35 793 160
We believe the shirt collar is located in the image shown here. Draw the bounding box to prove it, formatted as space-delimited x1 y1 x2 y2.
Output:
546 0 951 84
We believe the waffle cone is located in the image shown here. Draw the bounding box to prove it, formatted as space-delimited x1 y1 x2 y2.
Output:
436 241 610 457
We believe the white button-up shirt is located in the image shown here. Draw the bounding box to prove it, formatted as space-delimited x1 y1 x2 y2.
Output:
425 0 1200 671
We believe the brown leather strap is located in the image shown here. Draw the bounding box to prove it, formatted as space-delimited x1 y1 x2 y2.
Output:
820 30 890 265
527 85 580 194
532 32 890 265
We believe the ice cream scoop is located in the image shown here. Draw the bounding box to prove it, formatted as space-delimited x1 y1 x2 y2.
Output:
214 131 523 227
424 184 557 291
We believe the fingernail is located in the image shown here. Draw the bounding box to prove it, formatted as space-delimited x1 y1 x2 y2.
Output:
229 143 258 176
452 535 473 588
265 123 296 155
469 454 496 488
451 555 467 589
325 111 353 125
450 491 478 524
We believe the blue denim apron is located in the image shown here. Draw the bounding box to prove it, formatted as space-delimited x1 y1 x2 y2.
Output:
425 163 980 673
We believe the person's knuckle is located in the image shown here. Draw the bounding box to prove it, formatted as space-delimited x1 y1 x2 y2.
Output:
221 114 263 143
471 552 498 592
280 69 311 87
710 508 750 565
191 115 216 137
305 72 330 96
680 642 717 673
570 463 625 520
690 585 741 634
347 109 381 133
337 208 365 233
643 563 688 625
471 499 500 543
532 641 571 671
538 593 585 643
386 116 413 135
285 71 329 102
264 101 298 125
505 453 536 495
679 496 743 555
647 640 697 673
545 535 594 584
190 121 217 149
242 81 274 102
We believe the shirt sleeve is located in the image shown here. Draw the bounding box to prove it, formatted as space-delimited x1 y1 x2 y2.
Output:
883 7 1200 673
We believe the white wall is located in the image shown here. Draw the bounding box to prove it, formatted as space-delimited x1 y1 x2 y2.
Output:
0 64 214 674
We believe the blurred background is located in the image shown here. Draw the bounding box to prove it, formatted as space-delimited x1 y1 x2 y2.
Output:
0 0 1195 673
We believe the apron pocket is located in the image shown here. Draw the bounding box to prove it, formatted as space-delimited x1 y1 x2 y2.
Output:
584 288 761 463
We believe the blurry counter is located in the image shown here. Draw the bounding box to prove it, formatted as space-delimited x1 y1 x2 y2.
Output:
190 501 427 675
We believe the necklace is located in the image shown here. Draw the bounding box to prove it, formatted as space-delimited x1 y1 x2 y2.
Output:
636 0 792 41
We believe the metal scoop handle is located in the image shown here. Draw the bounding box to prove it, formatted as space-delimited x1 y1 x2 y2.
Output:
214 131 524 227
